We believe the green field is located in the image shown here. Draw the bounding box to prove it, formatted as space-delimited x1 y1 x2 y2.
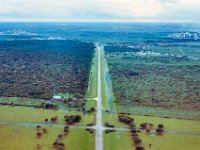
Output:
0 125 95 150
103 113 200 132
117 105 200 120
101 50 109 110
0 97 45 107
101 49 117 112
86 48 98 99
0 106 94 126
103 131 200 150
104 131 132 150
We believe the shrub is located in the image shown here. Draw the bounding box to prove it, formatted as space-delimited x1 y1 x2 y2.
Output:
156 128 164 135
52 142 65 150
131 133 138 138
149 123 154 129
42 128 48 134
158 124 164 128
36 144 41 150
140 123 148 129
87 123 94 126
105 122 115 128
146 129 151 133
130 129 137 133
133 138 142 145
36 125 41 130
86 128 94 134
64 115 82 125
51 117 57 123
135 146 145 150
90 107 96 112
36 132 43 138
118 115 134 128
63 126 69 133
44 118 48 124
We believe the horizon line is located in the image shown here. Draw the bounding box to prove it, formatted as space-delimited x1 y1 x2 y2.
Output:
0 19 199 24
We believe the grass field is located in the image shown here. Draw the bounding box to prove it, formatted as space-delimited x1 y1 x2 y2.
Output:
0 106 94 126
0 125 95 150
101 50 109 110
0 97 45 107
117 105 200 120
103 130 132 150
86 100 97 109
103 130 200 150
86 48 98 99
140 133 200 150
103 113 200 132
101 49 117 112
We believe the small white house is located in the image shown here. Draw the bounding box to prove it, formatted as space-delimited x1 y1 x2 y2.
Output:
53 95 62 99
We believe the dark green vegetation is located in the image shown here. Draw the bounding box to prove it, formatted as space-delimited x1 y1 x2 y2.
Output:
0 40 94 99
106 43 200 119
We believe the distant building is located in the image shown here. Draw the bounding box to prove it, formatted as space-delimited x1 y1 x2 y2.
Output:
53 95 62 99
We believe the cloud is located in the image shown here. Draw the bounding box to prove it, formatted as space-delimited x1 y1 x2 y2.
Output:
0 0 199 22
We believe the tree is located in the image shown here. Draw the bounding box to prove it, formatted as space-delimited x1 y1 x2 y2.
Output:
140 123 148 129
90 107 96 112
158 124 164 128
146 128 151 133
130 129 137 133
44 118 48 124
64 126 69 133
36 132 43 138
51 117 57 123
42 128 48 134
133 138 142 146
156 128 164 135
36 125 41 130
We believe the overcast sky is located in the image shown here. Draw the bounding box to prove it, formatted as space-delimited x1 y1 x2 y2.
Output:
0 0 200 22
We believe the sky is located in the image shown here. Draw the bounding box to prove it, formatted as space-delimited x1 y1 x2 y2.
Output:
0 0 200 22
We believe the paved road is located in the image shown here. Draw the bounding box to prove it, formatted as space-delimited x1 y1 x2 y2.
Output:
95 43 103 150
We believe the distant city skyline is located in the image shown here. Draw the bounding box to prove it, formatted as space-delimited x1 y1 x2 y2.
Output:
0 0 200 22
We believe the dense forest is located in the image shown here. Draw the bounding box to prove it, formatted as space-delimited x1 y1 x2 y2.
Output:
0 40 94 99
106 45 200 110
